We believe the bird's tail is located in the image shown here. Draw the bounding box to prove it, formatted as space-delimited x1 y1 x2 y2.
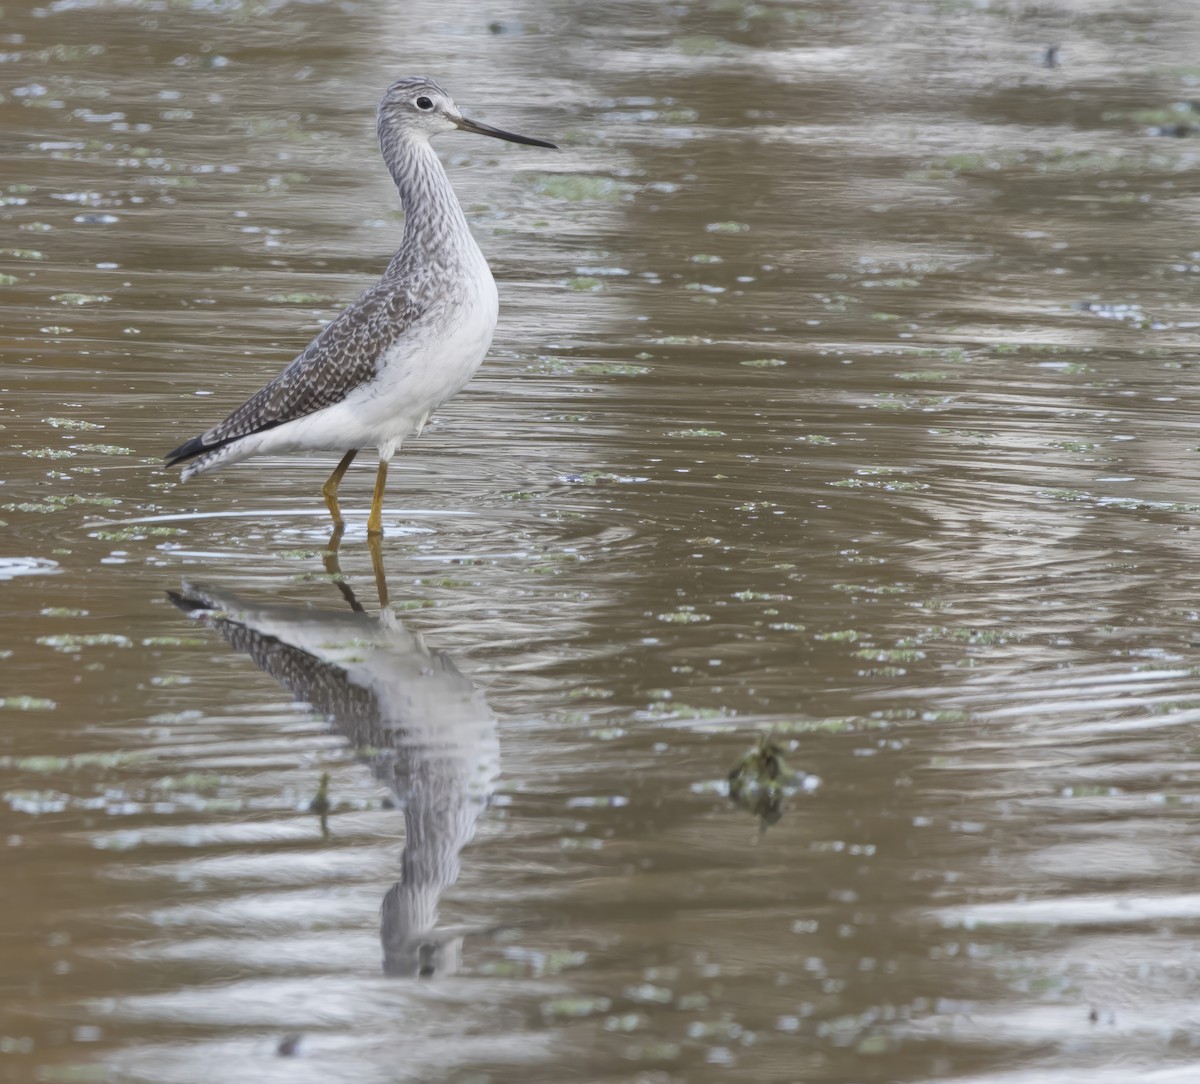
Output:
163 433 210 469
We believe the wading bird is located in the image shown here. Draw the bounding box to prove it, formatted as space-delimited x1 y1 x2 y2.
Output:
165 77 556 535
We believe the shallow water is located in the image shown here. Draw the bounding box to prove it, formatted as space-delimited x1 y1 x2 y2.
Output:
5 1 1200 1081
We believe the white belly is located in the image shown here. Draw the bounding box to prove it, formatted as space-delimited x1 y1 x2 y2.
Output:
254 261 498 462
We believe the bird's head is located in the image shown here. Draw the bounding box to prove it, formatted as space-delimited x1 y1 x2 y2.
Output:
377 76 556 149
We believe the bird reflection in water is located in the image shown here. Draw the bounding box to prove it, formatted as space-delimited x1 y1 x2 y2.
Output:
168 550 498 978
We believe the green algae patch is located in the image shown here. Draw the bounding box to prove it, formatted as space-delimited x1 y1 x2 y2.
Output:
1 494 118 513
72 443 135 456
45 417 102 430
50 293 111 306
541 996 612 1019
656 607 711 624
22 448 76 460
532 174 633 202
584 363 650 376
92 526 184 541
1 750 149 771
0 697 57 711
36 633 132 652
265 292 337 304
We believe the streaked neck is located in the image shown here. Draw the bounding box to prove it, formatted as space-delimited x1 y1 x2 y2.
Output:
377 122 474 263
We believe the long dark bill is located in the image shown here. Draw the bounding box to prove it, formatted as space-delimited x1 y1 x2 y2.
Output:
455 115 557 149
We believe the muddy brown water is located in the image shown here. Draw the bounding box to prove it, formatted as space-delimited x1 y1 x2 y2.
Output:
4 1 1200 1081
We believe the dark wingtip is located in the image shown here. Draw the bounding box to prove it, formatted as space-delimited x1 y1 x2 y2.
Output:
163 433 209 468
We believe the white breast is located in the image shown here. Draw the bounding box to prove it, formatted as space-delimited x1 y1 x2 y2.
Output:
369 255 498 456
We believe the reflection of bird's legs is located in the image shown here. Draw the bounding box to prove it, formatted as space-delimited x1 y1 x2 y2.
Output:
322 449 359 528
367 458 388 537
323 531 366 614
368 534 390 610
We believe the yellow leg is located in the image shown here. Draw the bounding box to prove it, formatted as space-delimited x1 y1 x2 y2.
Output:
322 449 358 527
367 458 388 537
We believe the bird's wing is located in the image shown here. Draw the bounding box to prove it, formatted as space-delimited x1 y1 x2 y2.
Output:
176 284 425 460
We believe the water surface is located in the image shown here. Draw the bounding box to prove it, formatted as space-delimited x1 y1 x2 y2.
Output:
4 1 1200 1081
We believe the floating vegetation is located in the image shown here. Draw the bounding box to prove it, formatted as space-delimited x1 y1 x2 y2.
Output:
567 686 615 701
71 443 135 456
264 292 337 305
0 751 150 772
643 700 732 722
829 477 930 492
39 607 88 618
705 221 749 233
740 357 786 368
559 470 645 485
569 276 603 291
656 606 711 624
771 716 882 734
36 633 132 652
1 494 117 513
853 647 926 663
815 629 860 642
50 293 111 305
871 392 953 411
667 428 726 438
531 174 633 202
91 526 184 541
727 733 815 828
584 363 650 376
624 983 673 1004
21 448 75 459
0 697 57 711
541 996 612 1019
44 417 102 430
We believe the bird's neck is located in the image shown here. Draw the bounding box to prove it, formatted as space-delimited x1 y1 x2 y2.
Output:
378 127 475 266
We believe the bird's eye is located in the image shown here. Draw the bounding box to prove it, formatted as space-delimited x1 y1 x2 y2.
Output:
415 96 434 110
